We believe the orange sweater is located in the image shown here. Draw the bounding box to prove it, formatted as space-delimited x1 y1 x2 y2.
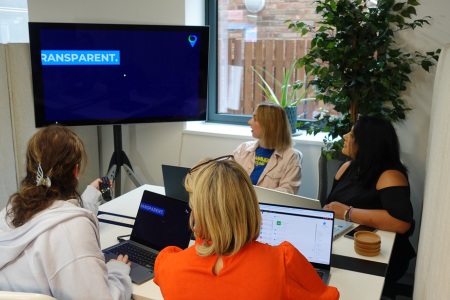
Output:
154 239 339 300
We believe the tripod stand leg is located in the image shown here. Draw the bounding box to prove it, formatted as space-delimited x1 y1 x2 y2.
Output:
107 164 117 181
123 164 144 187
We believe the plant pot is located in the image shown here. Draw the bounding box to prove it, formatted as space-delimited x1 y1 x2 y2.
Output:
284 106 298 134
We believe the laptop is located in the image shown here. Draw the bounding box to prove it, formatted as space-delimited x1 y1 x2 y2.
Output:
257 203 334 285
102 190 192 283
333 219 354 239
161 165 324 209
162 165 190 202
254 186 322 210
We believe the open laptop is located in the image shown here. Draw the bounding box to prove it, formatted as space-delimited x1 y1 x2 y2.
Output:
102 190 192 283
162 165 324 209
257 203 334 285
254 186 322 210
162 164 190 202
162 164 353 240
333 219 354 239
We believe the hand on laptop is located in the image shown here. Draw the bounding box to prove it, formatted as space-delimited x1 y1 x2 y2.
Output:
323 201 349 220
109 254 132 267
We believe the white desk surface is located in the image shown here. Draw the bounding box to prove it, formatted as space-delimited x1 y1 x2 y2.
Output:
99 184 396 264
99 184 393 300
100 223 385 300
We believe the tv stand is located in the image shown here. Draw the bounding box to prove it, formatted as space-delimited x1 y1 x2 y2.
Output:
106 125 143 198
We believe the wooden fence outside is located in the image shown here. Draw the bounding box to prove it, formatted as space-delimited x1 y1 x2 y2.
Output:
217 39 337 119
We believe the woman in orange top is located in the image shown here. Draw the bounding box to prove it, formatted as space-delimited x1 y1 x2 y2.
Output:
154 157 339 300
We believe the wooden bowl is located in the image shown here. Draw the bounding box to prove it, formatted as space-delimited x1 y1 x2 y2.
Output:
354 245 380 257
354 231 381 245
355 240 381 250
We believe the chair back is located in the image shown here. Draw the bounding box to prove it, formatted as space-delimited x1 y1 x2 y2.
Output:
294 148 303 165
317 153 347 207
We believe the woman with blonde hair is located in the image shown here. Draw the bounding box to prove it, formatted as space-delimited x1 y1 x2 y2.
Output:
0 125 132 300
233 102 302 194
154 156 339 300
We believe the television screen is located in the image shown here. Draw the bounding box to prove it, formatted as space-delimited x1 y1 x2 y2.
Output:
28 22 209 127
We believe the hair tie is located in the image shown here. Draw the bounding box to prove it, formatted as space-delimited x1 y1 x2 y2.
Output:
36 162 52 188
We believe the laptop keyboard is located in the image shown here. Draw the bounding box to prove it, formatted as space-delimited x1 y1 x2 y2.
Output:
316 269 324 279
109 243 158 270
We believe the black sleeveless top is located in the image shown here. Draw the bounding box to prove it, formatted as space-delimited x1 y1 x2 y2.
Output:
326 161 416 262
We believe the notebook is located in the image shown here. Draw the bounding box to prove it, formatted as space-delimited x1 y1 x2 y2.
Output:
102 190 192 283
257 203 334 285
162 164 190 202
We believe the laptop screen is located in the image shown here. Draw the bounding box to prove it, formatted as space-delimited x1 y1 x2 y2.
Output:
161 165 190 202
131 190 192 251
257 203 334 265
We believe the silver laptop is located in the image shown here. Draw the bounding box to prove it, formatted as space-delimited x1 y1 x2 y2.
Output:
254 186 322 210
333 219 354 239
257 203 334 285
102 190 192 283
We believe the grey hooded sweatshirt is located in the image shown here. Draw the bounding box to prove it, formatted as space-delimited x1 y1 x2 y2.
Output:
0 185 132 300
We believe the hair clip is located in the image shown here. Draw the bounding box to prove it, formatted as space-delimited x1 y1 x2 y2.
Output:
36 162 51 188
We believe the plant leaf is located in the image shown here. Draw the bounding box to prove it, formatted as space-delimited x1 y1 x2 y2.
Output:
252 67 279 104
407 0 420 6
393 2 405 11
421 60 433 72
407 6 417 15
401 10 411 18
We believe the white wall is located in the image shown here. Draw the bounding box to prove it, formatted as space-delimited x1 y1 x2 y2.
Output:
185 0 205 26
28 0 185 25
393 0 450 274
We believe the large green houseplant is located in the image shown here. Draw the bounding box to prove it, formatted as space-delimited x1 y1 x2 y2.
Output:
286 0 440 159
252 61 315 133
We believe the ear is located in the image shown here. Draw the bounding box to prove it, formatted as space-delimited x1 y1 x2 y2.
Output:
73 164 79 179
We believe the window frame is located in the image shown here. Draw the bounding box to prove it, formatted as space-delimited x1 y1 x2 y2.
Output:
205 0 318 127
205 0 250 125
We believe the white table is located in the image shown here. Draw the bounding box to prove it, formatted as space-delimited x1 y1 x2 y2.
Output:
99 185 395 300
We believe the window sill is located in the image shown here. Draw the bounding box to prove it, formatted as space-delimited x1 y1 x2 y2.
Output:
183 121 328 146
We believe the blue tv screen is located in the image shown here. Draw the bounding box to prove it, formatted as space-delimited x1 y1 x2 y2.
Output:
29 22 209 127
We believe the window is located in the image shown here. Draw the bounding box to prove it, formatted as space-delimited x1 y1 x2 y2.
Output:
207 0 340 125
0 0 29 44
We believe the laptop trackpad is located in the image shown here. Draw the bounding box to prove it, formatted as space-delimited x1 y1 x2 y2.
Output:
103 251 154 284
130 264 154 283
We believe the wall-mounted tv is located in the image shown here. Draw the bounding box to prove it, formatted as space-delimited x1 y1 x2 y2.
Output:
29 22 209 127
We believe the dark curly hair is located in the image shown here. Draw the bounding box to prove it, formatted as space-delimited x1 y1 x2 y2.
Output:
6 125 87 227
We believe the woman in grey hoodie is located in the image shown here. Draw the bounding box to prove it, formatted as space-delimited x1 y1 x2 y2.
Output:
0 125 132 300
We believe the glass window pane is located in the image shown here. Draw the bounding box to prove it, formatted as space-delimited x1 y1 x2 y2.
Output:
0 0 29 44
217 0 340 120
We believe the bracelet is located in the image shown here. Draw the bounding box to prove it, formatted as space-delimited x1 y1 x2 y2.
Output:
348 207 354 222
343 206 353 221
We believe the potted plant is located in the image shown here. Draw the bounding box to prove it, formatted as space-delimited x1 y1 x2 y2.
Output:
286 0 440 159
252 60 315 134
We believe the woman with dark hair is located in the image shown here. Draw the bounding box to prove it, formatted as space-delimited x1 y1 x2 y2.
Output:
323 116 415 296
0 125 132 300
